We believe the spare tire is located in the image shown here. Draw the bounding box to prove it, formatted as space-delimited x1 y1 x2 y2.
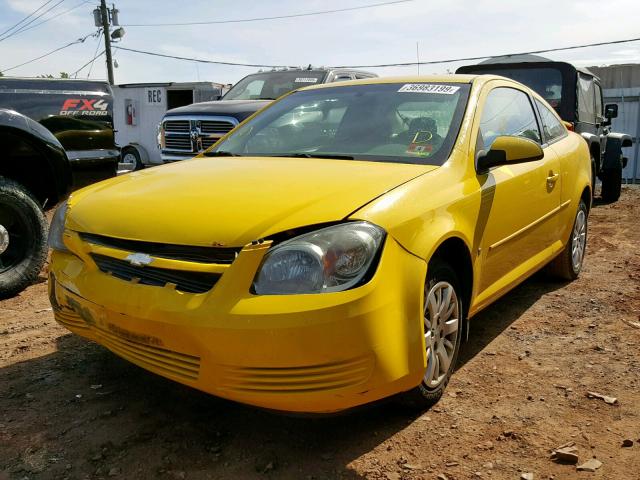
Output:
0 177 48 299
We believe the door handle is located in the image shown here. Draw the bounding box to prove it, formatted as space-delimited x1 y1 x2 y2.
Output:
547 172 559 186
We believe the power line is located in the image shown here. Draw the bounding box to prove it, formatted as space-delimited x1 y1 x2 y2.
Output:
115 46 297 68
113 36 640 71
86 30 104 78
70 49 105 78
334 36 640 68
0 0 66 42
1 31 97 73
0 0 55 38
6 0 92 39
122 0 414 27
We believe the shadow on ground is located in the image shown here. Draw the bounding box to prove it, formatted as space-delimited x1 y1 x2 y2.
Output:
1 273 565 480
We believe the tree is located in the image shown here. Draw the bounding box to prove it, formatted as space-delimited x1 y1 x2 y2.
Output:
37 72 70 78
0 71 3 77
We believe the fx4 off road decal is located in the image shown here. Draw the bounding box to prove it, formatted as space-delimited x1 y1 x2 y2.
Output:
60 98 109 116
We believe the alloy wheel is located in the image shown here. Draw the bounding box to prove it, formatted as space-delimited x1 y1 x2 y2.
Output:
423 281 460 388
571 210 587 273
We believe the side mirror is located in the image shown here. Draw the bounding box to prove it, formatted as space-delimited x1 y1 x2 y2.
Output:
604 104 618 119
476 136 544 174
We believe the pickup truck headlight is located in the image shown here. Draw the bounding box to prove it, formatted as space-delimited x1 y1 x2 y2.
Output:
253 222 385 295
47 200 69 252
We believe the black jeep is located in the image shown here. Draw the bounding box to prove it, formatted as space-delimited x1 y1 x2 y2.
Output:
457 56 632 201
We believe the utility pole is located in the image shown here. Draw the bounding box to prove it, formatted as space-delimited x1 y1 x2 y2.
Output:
99 0 114 84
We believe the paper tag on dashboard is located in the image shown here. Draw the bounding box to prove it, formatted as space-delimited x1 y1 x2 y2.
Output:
295 78 319 83
398 84 460 94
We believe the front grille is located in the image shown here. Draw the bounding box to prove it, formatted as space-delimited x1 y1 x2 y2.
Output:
54 308 89 330
200 120 235 135
80 232 241 264
201 136 218 149
91 253 221 294
93 324 201 381
220 356 374 393
164 120 190 132
164 135 192 151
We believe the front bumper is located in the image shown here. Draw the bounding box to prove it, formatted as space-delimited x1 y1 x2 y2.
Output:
49 236 426 413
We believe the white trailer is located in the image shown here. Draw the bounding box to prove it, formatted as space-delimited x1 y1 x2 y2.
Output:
113 82 228 169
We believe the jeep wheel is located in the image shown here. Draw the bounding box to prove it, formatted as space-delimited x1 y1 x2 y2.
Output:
0 177 48 299
601 167 622 202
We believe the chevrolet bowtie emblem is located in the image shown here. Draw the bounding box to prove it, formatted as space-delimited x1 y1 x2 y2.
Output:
125 252 153 266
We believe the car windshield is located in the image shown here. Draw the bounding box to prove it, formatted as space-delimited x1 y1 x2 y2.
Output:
222 71 327 101
469 67 564 110
211 82 470 166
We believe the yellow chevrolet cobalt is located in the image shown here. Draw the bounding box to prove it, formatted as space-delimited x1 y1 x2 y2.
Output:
48 76 591 413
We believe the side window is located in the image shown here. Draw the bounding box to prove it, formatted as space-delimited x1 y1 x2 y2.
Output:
577 73 596 124
594 83 603 123
479 87 541 149
535 99 567 143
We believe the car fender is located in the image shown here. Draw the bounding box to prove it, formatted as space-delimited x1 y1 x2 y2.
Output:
602 132 632 170
0 108 72 205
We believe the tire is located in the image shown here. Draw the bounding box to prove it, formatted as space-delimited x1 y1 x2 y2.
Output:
0 177 48 299
120 146 143 171
402 258 464 409
601 167 622 202
546 199 588 281
590 157 597 200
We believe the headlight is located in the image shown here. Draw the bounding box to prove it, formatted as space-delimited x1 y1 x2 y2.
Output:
47 200 69 252
157 123 165 149
253 221 385 295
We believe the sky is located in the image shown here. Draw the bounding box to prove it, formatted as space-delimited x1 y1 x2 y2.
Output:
1 0 639 85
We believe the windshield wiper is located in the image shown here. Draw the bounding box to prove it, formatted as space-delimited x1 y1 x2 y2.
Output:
257 97 276 100
203 151 242 157
273 153 355 160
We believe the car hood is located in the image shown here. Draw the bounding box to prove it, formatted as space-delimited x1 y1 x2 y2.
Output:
164 100 271 118
67 157 436 247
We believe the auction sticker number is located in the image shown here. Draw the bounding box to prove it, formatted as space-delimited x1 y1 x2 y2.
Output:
398 84 460 94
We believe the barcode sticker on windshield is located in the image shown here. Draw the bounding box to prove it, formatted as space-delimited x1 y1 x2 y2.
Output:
398 84 460 94
295 77 319 83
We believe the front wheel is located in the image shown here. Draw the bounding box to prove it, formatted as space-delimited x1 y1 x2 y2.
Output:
403 258 463 408
546 199 588 281
0 177 48 298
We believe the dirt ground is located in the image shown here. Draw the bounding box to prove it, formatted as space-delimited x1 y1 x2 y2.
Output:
1 187 639 480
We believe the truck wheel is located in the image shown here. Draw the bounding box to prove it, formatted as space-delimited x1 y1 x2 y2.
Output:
601 167 622 202
0 177 48 299
121 146 143 171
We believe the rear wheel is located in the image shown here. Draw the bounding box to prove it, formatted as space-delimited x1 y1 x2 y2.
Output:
403 258 463 408
0 177 48 298
601 167 622 202
546 199 588 281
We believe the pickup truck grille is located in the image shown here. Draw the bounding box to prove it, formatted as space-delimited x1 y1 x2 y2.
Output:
163 120 190 132
162 117 238 157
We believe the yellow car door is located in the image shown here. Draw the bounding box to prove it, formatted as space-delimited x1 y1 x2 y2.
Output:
473 85 562 306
